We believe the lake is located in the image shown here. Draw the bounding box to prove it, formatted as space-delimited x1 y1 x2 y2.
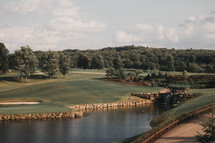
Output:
0 104 171 143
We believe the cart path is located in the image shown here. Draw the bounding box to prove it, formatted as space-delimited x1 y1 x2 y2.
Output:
154 114 211 143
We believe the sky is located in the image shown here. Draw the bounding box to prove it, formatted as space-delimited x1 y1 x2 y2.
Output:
0 0 215 53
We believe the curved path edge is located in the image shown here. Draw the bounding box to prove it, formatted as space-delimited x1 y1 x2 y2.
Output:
137 105 214 143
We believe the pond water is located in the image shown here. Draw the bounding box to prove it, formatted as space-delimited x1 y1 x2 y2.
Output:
0 104 171 143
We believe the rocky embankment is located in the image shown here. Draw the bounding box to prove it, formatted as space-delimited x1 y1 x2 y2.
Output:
0 111 83 121
69 100 152 110
0 100 154 122
131 88 198 104
131 88 171 100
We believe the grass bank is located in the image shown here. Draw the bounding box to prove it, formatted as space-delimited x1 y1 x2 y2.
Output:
128 88 215 143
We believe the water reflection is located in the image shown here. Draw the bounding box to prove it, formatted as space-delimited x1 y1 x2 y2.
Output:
0 104 171 143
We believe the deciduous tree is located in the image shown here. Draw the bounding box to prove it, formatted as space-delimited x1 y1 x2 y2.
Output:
0 43 9 74
113 57 123 69
14 46 38 82
90 54 104 70
166 55 175 71
59 52 71 77
77 54 89 70
40 51 59 79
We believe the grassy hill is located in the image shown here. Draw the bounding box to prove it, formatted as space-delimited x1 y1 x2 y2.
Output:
0 72 163 114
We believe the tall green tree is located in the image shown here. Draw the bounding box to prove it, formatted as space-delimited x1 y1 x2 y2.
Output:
146 62 157 70
40 51 59 78
124 59 132 69
113 57 123 69
0 43 9 74
8 54 15 70
59 52 71 77
91 54 104 70
205 64 214 73
166 55 175 71
77 54 89 70
133 61 142 69
14 46 38 82
188 63 203 73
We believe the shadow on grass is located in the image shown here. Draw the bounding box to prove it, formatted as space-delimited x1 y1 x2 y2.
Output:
29 75 52 79
92 77 105 80
0 76 20 82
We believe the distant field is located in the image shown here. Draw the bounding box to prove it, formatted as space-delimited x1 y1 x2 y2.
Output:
0 72 163 114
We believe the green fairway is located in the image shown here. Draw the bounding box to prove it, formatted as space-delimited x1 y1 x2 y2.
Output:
0 72 163 114
0 104 72 114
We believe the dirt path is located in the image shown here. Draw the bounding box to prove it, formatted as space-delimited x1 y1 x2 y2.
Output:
154 114 210 143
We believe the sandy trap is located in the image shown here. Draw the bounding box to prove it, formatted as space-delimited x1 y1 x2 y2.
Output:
0 102 40 105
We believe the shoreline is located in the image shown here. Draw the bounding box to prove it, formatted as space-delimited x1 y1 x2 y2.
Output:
69 99 153 110
0 99 153 122
0 111 83 122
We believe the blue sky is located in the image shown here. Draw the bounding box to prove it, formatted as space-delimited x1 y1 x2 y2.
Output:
0 0 215 52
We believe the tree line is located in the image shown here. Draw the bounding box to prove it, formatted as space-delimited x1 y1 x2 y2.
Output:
0 43 71 82
1 43 215 81
63 45 215 73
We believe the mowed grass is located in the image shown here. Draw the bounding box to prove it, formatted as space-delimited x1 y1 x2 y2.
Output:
0 72 163 114
0 104 72 114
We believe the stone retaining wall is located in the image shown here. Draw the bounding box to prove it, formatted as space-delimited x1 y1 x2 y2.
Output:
131 88 198 104
69 100 152 110
0 111 83 121
0 100 153 121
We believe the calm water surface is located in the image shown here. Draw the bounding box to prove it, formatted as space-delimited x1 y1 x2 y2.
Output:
0 104 171 143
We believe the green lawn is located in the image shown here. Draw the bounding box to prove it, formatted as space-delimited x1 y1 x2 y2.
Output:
0 72 163 114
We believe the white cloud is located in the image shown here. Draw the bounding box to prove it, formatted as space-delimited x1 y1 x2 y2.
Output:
48 0 106 33
203 23 215 41
52 0 80 17
114 12 215 45
157 25 164 40
50 18 106 32
53 8 79 17
116 31 141 43
183 24 194 36
197 13 215 42
0 24 59 51
135 24 154 32
116 24 180 43
59 0 74 7
0 0 107 52
0 24 100 52
187 16 196 23
4 0 53 15
166 28 179 42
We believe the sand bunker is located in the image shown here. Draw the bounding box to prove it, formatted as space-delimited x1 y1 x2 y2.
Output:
0 102 40 105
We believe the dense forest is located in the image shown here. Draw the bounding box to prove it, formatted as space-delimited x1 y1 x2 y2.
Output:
1 43 215 77
62 45 215 73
